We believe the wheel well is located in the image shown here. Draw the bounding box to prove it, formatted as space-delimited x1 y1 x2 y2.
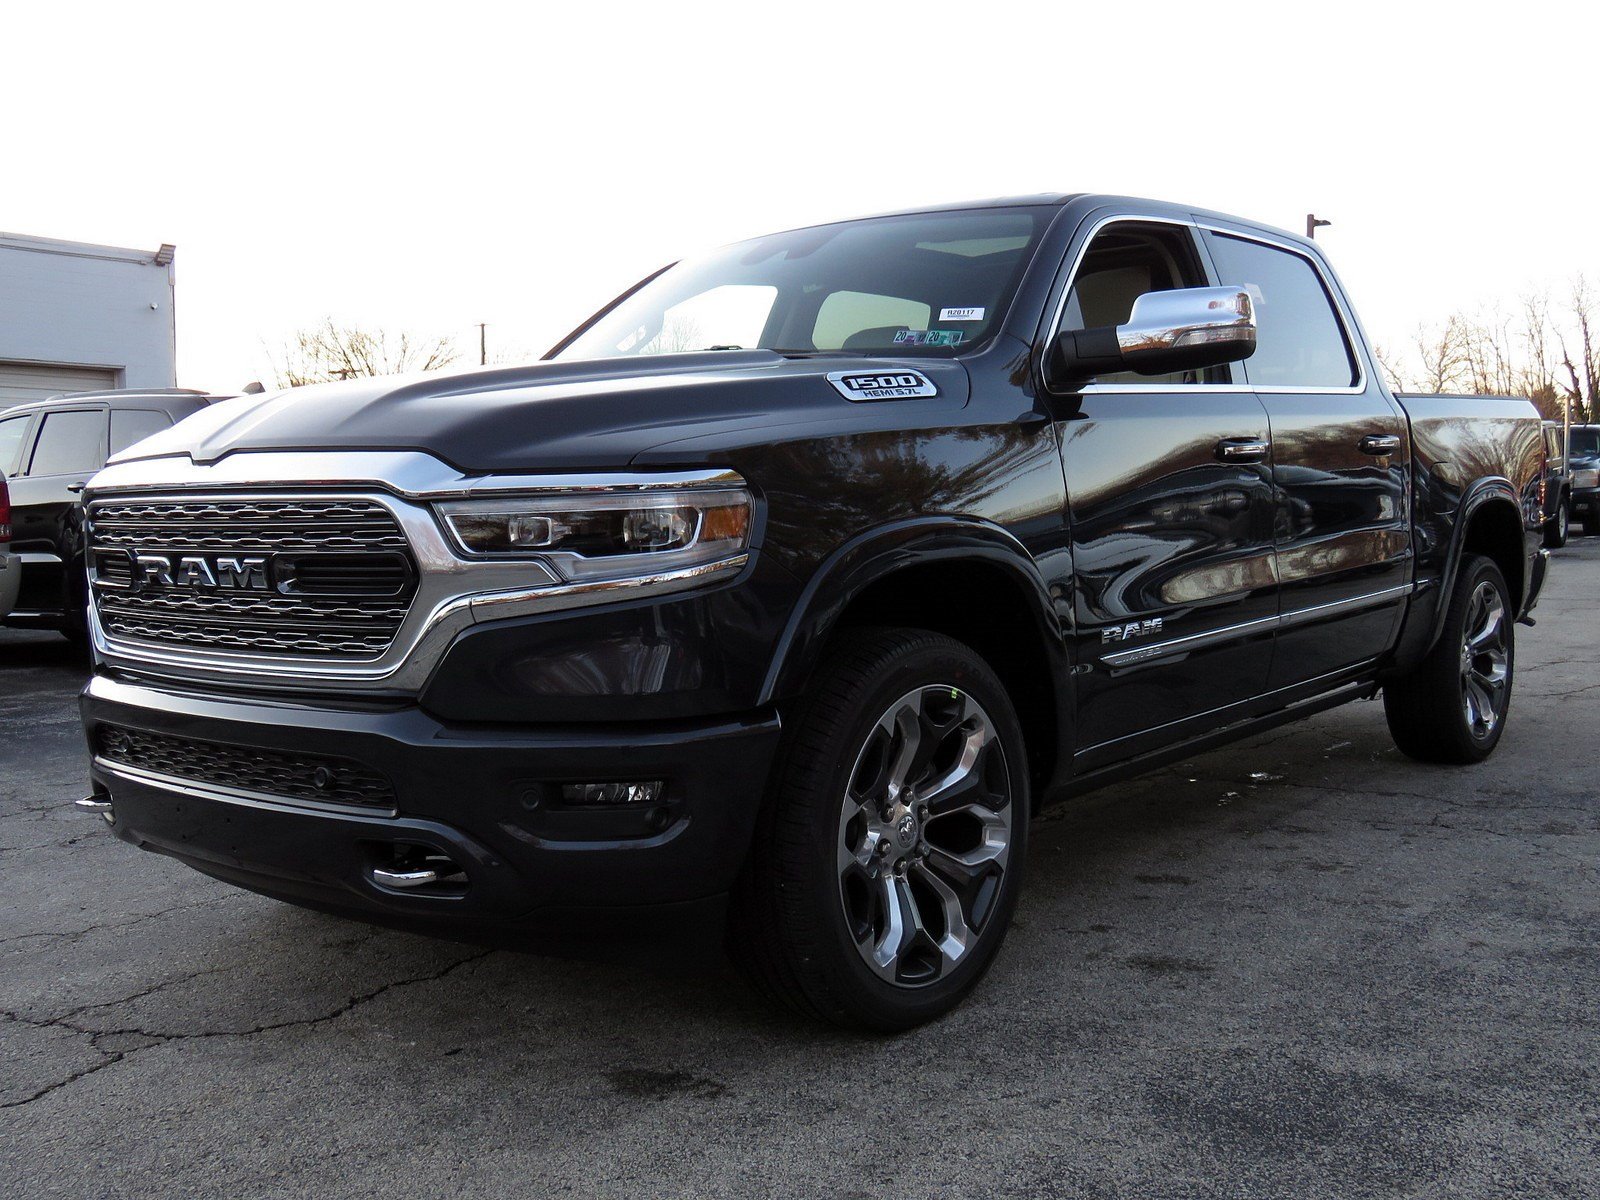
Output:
829 561 1060 798
1462 499 1524 606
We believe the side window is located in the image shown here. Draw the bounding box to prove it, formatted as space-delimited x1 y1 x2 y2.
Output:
27 409 106 477
1059 223 1217 385
1206 234 1357 388
812 291 932 351
0 415 32 476
110 409 173 457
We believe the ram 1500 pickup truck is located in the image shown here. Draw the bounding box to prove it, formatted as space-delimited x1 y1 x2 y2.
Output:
78 195 1548 1030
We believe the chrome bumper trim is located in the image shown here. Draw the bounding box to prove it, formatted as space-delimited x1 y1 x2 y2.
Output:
94 755 400 818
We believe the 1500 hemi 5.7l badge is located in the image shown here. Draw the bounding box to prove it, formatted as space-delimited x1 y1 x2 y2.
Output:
826 370 939 401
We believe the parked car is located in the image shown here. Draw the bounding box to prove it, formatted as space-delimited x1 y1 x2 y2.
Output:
0 471 18 620
1540 421 1572 548
77 195 1547 1030
0 390 226 641
1564 423 1600 535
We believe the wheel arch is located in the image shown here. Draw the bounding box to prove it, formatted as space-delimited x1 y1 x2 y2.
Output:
760 518 1071 800
1426 481 1528 656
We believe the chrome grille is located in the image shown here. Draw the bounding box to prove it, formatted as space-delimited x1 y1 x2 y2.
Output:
97 724 396 809
88 497 418 659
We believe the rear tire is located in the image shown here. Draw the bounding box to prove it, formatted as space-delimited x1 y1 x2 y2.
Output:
730 628 1029 1032
1543 495 1569 548
1383 554 1513 764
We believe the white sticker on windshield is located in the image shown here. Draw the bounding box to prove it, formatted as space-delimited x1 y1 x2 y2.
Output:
939 306 985 322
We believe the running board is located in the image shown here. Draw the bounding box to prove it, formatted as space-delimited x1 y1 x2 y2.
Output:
1055 680 1378 803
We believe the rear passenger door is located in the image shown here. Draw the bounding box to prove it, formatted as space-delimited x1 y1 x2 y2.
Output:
1202 229 1410 688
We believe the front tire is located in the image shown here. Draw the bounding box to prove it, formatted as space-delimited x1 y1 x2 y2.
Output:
731 628 1029 1032
1384 554 1514 764
1544 495 1569 548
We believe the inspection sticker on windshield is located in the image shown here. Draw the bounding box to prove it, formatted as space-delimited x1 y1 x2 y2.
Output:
827 369 939 401
939 306 985 321
893 330 964 347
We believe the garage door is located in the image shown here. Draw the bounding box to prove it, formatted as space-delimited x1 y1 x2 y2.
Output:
0 362 118 408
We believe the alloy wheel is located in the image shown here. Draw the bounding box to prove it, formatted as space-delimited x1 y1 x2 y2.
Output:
836 685 1014 987
1460 579 1509 739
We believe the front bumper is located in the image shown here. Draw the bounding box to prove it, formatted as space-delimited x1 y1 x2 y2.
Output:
1571 486 1598 519
81 673 781 930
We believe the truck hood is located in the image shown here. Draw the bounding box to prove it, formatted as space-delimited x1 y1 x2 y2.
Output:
118 351 971 474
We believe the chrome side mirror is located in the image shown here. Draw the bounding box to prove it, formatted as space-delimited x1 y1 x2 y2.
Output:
1051 286 1256 384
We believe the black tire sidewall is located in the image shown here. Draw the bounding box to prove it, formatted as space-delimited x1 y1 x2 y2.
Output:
791 635 1029 1029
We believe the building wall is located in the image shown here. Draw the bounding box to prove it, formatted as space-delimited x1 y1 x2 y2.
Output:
0 233 177 392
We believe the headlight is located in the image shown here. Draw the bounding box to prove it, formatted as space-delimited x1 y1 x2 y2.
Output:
1574 468 1599 489
436 486 752 581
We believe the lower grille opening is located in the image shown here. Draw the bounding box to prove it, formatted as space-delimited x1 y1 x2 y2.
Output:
95 724 397 810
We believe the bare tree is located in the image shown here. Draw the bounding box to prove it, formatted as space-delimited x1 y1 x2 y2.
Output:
1383 282 1596 422
1409 315 1474 394
270 319 460 388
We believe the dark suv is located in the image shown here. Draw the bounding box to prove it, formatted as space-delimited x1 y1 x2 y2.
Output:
0 390 224 640
1565 423 1600 535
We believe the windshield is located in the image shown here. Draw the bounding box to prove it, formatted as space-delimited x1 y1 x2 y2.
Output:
553 207 1049 362
1569 427 1600 458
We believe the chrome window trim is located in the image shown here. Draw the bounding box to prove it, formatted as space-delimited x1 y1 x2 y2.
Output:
1100 583 1411 670
1042 212 1371 398
84 453 753 695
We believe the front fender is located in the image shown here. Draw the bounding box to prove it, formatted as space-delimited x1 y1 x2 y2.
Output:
759 515 1070 707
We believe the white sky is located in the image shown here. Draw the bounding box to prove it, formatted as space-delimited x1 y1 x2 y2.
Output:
5 1 1596 391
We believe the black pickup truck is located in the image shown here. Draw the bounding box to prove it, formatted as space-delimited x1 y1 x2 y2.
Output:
77 195 1547 1030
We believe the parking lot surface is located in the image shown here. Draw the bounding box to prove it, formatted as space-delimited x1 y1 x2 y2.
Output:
2 542 1596 1200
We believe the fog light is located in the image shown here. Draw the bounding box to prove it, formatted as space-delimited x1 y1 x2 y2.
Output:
560 781 664 806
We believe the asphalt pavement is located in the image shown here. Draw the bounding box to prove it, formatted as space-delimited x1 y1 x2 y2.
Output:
2 541 1596 1199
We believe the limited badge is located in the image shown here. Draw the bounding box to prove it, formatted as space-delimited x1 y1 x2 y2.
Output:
826 369 939 401
939 306 985 321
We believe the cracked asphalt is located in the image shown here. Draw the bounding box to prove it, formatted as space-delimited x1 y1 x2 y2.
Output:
2 541 1596 1200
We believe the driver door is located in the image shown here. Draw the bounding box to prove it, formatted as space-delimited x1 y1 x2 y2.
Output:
1048 220 1279 765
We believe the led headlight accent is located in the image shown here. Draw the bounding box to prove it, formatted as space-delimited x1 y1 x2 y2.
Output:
437 487 752 580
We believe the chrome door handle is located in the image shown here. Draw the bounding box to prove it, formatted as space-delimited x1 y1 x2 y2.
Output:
1359 434 1401 456
1215 437 1269 463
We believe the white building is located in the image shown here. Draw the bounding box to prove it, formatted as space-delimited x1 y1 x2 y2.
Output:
0 232 177 407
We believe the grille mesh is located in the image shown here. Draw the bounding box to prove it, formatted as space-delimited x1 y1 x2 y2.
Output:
97 724 397 809
89 498 416 659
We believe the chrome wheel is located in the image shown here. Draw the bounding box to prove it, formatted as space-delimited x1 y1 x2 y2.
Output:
837 685 1014 988
1460 579 1509 739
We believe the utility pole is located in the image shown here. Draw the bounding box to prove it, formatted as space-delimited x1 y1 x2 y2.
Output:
1306 214 1331 239
475 323 487 366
